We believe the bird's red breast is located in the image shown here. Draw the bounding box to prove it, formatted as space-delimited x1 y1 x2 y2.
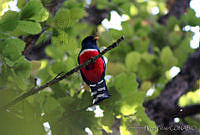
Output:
78 49 104 83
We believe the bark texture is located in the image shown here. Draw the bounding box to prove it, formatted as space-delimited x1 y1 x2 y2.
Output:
158 0 190 25
144 0 200 134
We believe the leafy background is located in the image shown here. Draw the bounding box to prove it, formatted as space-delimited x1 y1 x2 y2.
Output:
0 0 200 135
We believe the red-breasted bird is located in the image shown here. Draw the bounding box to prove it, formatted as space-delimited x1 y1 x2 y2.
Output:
78 36 110 104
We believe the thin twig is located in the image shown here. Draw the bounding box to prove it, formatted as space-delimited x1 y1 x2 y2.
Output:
1 36 125 109
54 71 64 79
173 104 200 118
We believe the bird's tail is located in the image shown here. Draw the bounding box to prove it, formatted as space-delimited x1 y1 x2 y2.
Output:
89 79 110 104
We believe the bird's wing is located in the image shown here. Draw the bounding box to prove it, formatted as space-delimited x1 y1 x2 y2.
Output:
79 49 105 84
78 50 91 85
97 49 106 72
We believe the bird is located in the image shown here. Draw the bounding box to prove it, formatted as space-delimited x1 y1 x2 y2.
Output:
78 36 110 104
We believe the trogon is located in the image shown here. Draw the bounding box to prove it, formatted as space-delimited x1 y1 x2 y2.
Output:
78 36 110 104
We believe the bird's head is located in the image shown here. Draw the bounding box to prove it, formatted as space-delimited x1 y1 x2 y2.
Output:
81 36 99 49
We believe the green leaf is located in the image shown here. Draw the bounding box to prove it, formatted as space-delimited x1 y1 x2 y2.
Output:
141 52 155 63
2 38 25 66
135 105 157 135
120 89 145 114
174 36 193 66
107 62 126 76
120 101 137 115
149 24 166 48
133 37 149 52
180 9 200 26
45 45 65 60
0 64 10 87
101 110 114 127
17 0 26 9
96 0 110 9
20 0 49 22
0 32 11 39
120 3 131 15
52 31 68 48
52 9 71 29
0 86 17 106
12 57 31 90
37 67 52 85
133 18 142 32
121 118 136 135
109 29 123 40
44 96 64 114
125 51 141 72
13 57 31 79
185 117 200 129
0 102 46 135
49 61 67 76
0 11 19 31
168 32 182 46
52 31 78 55
70 8 85 21
179 89 200 107
53 8 84 29
114 73 138 98
141 81 152 91
137 60 156 80
122 21 134 38
113 74 145 115
100 86 122 115
99 31 114 46
160 46 177 69
167 16 178 31
130 4 138 16
50 93 99 135
16 20 42 34
65 57 76 70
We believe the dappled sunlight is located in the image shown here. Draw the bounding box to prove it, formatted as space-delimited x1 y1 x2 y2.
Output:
85 127 93 135
146 87 155 97
87 105 104 117
102 11 129 30
169 66 180 78
151 6 159 15
190 0 200 17
183 25 200 49
190 26 200 49
43 122 52 135
1 0 20 16
179 89 200 107
174 117 180 123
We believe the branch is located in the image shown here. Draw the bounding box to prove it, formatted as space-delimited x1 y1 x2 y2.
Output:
22 27 47 59
111 118 121 135
44 0 66 16
82 6 110 25
144 48 200 126
158 0 190 25
1 36 125 109
174 104 200 118
26 38 51 60
102 117 121 135
22 0 66 60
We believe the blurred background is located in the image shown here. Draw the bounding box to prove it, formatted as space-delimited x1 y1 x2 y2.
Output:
0 0 200 134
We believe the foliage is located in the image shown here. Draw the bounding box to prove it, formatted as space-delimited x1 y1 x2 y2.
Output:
0 0 198 135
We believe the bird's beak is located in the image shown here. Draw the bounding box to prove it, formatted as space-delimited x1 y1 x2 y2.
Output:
94 36 99 40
